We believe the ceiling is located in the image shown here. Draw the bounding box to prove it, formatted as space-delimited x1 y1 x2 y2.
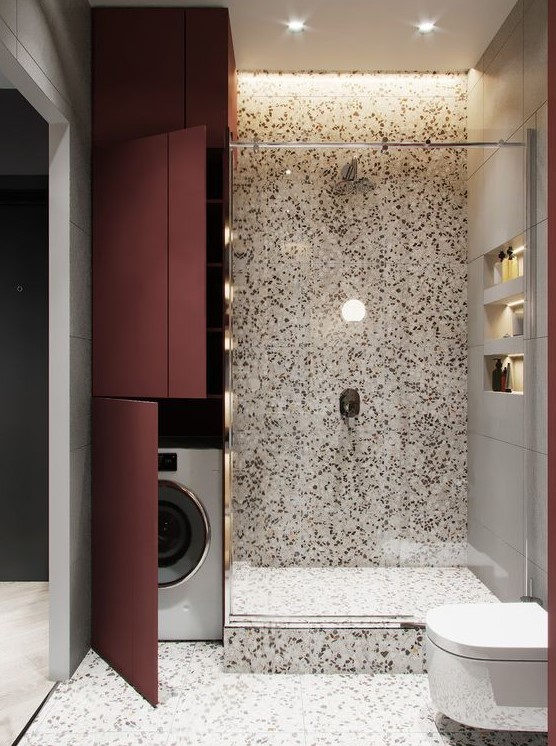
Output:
88 0 516 72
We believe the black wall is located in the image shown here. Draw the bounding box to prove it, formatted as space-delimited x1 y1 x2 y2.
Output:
0 88 48 580
0 90 48 175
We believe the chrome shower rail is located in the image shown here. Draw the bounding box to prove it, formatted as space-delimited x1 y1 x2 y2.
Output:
230 139 524 151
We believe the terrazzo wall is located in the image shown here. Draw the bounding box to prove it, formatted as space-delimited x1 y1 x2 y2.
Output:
232 72 468 568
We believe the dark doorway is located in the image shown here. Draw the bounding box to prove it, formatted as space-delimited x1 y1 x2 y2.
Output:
0 89 48 580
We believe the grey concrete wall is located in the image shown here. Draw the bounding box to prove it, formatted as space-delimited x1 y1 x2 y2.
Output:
0 0 91 676
467 0 547 604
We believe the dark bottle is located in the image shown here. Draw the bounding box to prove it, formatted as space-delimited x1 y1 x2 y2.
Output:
492 358 503 392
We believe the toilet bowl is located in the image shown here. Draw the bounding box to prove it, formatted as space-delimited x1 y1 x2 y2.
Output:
426 603 547 732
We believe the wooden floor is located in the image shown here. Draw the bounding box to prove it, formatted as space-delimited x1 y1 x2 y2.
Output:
0 583 52 746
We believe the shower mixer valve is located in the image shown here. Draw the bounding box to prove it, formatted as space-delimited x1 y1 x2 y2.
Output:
339 388 360 419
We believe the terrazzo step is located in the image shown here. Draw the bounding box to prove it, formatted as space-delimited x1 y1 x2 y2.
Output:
224 623 426 674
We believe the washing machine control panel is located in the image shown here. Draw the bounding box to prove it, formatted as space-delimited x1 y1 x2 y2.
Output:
158 452 177 472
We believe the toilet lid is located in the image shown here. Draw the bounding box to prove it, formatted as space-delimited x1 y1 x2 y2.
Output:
426 603 547 662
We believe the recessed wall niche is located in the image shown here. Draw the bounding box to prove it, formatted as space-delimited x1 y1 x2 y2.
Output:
482 234 526 395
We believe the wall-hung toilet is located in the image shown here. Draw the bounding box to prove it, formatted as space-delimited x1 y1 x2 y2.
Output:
426 603 547 732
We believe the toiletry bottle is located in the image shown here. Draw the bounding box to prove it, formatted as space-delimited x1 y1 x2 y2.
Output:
507 247 518 280
492 358 503 391
512 306 524 336
502 252 510 281
505 362 512 393
498 251 506 284
501 365 507 392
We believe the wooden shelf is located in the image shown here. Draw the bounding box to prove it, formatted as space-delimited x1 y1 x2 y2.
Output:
207 326 224 333
207 262 223 268
206 198 223 205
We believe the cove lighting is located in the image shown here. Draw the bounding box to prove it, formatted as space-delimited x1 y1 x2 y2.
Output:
512 245 525 255
341 299 366 322
507 299 525 308
418 21 435 34
287 19 305 32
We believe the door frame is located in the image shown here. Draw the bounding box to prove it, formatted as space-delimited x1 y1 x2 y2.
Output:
0 46 72 680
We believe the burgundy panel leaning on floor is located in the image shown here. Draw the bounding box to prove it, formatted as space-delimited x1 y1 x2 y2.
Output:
92 398 159 706
168 126 207 398
92 8 185 149
93 133 168 398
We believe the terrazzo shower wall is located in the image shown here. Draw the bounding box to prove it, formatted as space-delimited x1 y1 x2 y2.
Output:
232 72 468 567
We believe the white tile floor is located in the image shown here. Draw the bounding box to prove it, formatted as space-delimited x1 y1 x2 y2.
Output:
231 564 498 620
20 643 547 746
0 582 52 746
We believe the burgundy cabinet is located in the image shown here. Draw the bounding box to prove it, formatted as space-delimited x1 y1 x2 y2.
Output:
93 126 207 399
93 9 185 149
92 398 158 706
93 133 168 398
169 127 207 398
91 10 235 701
185 8 237 146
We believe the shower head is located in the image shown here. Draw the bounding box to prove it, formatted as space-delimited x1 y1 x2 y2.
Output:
332 157 374 195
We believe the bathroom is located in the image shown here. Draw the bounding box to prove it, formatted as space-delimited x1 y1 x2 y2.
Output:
0 0 548 746
227 1 547 624
223 0 549 726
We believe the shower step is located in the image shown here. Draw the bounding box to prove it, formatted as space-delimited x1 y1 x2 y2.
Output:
223 622 426 674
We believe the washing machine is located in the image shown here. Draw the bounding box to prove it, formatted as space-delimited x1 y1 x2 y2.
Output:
158 446 223 640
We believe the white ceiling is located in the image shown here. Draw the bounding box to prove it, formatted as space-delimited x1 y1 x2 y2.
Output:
88 0 516 72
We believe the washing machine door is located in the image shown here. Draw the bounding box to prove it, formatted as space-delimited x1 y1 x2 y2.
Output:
158 479 210 588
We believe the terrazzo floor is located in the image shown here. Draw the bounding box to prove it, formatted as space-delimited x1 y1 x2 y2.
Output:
20 642 547 746
231 564 498 621
0 582 52 746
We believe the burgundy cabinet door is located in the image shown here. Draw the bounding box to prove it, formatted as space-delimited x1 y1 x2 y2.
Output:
93 133 168 398
92 398 158 706
185 9 231 147
168 126 207 398
93 9 185 148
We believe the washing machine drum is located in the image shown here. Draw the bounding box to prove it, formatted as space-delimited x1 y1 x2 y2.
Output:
158 480 210 588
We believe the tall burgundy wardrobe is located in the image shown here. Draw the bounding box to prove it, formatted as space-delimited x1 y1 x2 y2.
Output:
91 8 236 705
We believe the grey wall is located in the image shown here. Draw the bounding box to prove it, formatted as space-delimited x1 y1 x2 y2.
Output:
467 0 547 604
0 88 47 174
0 0 91 676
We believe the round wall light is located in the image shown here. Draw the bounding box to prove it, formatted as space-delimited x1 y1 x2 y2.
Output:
418 21 435 34
287 19 305 32
341 298 366 322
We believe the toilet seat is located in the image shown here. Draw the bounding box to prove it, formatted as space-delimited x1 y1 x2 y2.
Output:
426 602 547 662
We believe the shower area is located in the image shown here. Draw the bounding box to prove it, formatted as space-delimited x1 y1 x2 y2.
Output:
223 64 546 667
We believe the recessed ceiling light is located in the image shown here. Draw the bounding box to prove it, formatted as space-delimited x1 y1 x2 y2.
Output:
285 168 292 175
287 19 305 33
418 21 435 34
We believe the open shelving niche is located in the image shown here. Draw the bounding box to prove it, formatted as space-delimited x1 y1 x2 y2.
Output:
483 234 525 396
